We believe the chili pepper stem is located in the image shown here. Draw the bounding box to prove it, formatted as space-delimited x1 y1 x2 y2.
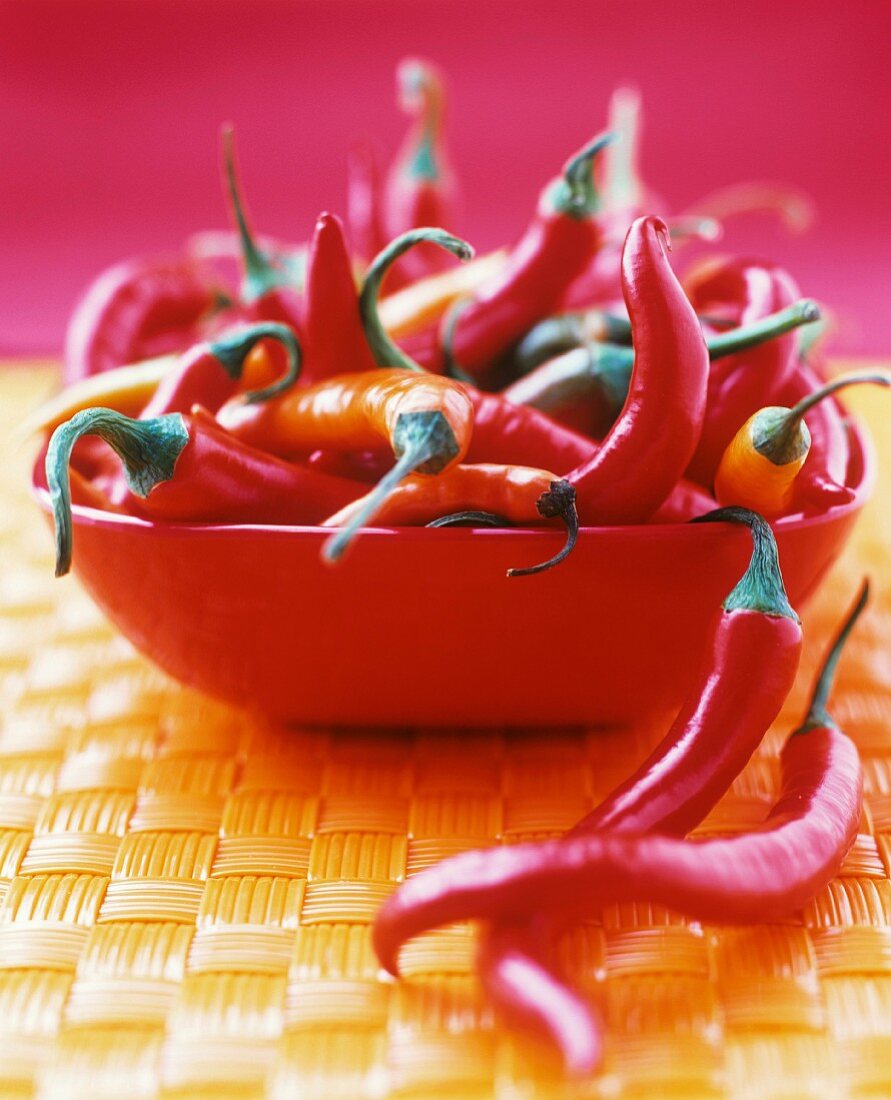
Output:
691 507 798 619
706 299 820 361
799 579 870 734
783 371 891 435
322 410 461 562
220 126 292 304
428 511 513 528
547 132 614 218
46 409 189 577
507 480 579 578
359 228 474 371
208 322 302 403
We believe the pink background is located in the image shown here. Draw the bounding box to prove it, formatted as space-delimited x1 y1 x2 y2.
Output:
3 0 889 357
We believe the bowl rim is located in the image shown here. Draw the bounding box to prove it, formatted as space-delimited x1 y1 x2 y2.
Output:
31 409 875 542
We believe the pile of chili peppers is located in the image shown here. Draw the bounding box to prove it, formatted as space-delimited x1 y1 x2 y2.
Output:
31 64 885 1076
36 65 887 577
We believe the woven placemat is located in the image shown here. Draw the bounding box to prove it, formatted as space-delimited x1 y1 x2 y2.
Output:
1 363 890 1099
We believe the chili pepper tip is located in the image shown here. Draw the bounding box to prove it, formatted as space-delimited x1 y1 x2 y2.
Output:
507 480 578 578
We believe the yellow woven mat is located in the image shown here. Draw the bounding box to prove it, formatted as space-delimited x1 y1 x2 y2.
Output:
2 363 890 1100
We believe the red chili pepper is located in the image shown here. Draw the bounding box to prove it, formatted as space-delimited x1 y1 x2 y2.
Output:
45 406 362 576
539 215 708 525
775 359 859 509
373 580 866 978
64 256 227 382
649 478 717 523
441 133 612 380
302 212 376 383
220 127 304 330
384 58 458 286
139 322 301 419
683 257 803 485
346 139 388 270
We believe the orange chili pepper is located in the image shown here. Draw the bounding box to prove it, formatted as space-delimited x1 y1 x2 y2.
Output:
714 370 890 515
217 369 475 561
321 462 578 576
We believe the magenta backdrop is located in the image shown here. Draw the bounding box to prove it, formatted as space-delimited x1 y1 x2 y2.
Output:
2 0 889 356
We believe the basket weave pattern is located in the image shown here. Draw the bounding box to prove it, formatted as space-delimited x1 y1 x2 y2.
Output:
2 366 890 1099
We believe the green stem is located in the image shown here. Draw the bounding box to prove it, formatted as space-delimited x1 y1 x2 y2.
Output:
221 126 292 304
46 409 188 578
603 87 641 214
798 580 870 733
359 228 474 371
548 132 614 219
208 322 302 403
398 59 443 183
757 369 890 464
322 409 461 562
691 506 798 620
507 481 579 578
706 299 821 361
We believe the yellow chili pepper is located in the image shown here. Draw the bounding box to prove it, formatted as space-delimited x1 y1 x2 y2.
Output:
715 370 890 515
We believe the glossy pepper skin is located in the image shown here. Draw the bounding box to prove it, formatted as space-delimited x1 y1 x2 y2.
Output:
373 582 867 978
64 256 225 383
301 212 376 384
321 462 579 578
479 507 801 1070
442 133 613 380
714 371 890 515
45 406 363 577
683 257 802 485
548 215 708 524
376 725 861 974
384 58 458 287
139 323 302 419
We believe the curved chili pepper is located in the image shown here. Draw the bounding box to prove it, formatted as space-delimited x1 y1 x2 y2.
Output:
139 322 301 419
538 215 708 525
504 299 821 441
302 212 376 383
321 462 578 577
220 127 304 328
438 133 613 380
715 370 890 514
384 58 458 286
64 256 227 382
373 581 867 977
45 406 363 576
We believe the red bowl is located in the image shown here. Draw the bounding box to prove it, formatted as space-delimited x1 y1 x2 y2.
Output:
32 420 874 728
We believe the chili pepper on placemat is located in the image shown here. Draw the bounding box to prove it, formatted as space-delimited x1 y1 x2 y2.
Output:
479 506 801 1068
539 215 708 525
715 370 890 514
384 58 458 287
45 406 363 576
64 256 228 382
321 462 578 576
439 132 613 380
372 581 867 975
